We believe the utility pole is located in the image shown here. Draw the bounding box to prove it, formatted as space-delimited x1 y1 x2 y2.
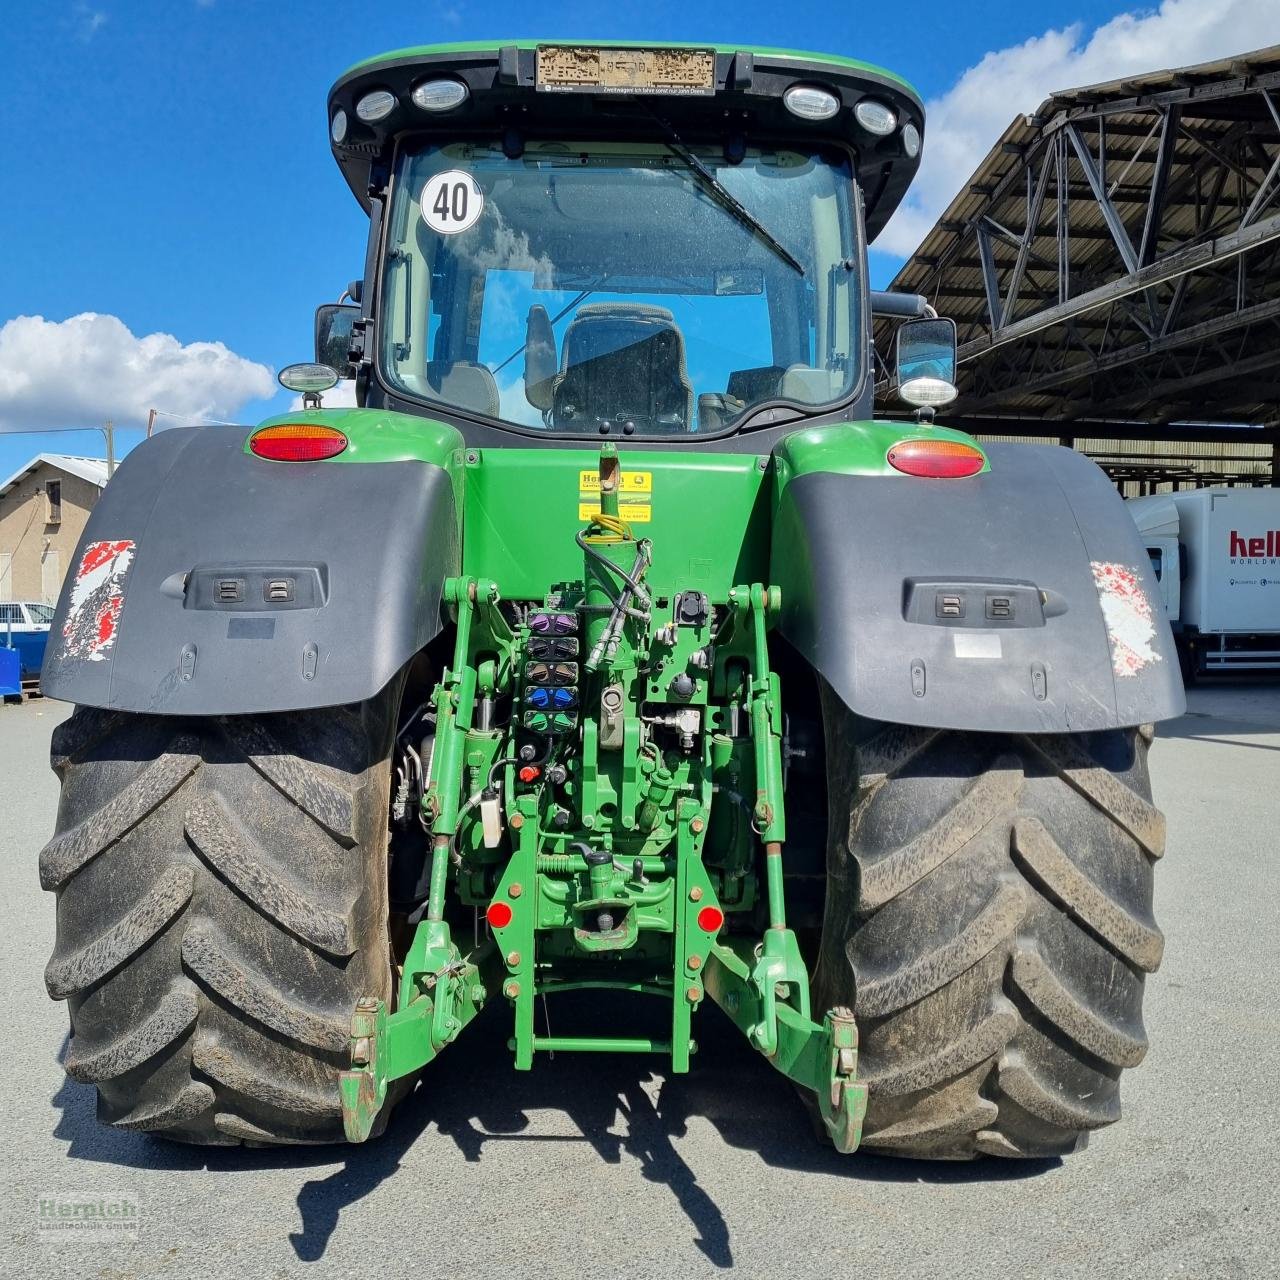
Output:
104 421 115 478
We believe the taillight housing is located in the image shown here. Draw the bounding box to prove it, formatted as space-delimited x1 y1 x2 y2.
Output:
886 438 985 478
249 423 348 462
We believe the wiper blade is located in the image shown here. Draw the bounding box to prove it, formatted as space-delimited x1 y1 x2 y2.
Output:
651 114 805 277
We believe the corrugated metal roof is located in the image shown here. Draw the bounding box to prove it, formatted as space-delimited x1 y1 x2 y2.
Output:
0 454 110 499
884 44 1280 428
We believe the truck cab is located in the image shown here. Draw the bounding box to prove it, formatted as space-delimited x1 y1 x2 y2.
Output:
1129 498 1182 623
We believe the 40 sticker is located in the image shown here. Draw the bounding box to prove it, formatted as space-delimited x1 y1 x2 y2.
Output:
63 540 135 662
420 170 484 235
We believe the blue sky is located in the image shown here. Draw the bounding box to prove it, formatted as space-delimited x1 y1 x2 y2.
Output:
2 0 1277 480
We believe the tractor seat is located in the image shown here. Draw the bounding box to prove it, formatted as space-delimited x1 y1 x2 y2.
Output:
552 304 694 432
400 361 501 418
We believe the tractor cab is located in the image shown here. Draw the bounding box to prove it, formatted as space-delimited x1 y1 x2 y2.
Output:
320 43 925 444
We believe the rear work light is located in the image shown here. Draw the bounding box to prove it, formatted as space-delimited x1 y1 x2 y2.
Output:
886 438 985 478
250 424 348 462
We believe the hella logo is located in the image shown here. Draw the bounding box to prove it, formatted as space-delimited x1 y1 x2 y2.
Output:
1229 530 1280 557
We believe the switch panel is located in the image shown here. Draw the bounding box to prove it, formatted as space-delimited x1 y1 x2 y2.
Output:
903 578 1047 629
186 564 328 612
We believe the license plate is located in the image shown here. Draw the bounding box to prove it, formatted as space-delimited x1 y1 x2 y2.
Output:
536 46 715 95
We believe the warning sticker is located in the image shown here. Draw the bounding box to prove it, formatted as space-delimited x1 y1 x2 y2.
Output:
578 503 652 523
63 539 135 662
420 170 484 235
578 470 652 493
578 469 652 523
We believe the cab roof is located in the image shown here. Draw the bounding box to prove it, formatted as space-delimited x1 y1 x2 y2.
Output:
327 41 924 242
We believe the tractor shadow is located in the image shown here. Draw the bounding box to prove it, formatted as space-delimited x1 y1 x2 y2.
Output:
51 998 1059 1267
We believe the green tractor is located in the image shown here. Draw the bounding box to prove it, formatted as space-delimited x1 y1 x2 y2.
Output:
40 42 1183 1159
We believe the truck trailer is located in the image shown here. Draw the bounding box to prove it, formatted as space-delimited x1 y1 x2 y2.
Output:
1129 487 1280 679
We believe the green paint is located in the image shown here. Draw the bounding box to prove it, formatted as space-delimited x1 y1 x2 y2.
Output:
338 441 879 1143
460 447 771 598
773 419 989 489
246 406 463 466
339 39 918 100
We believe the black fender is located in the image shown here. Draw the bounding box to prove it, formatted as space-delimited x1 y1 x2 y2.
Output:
42 427 458 715
771 443 1185 733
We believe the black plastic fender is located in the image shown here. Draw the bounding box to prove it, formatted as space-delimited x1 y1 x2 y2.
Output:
42 427 458 715
771 443 1185 732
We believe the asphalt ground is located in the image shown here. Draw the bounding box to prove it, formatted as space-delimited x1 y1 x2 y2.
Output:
1 685 1277 1280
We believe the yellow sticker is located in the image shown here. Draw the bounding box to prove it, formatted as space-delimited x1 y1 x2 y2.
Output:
578 470 652 493
579 503 651 523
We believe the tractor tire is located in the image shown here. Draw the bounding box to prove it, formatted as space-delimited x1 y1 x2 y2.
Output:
812 686 1166 1160
40 681 404 1146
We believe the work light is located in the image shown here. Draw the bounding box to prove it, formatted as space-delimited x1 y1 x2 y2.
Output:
854 99 897 135
783 85 840 121
411 78 469 112
356 90 397 122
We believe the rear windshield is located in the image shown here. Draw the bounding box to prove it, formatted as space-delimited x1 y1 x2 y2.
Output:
379 139 863 437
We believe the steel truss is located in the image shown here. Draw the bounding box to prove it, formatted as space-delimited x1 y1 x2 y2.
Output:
890 52 1280 431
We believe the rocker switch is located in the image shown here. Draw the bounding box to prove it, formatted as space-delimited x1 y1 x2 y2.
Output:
986 595 1014 620
935 593 964 619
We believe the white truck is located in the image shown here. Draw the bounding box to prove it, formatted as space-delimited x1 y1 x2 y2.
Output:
1128 486 1280 679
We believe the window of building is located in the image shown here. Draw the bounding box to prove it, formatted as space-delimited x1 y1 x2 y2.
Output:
45 479 62 525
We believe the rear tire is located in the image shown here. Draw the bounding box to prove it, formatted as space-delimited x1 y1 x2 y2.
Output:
41 682 403 1145
813 687 1166 1160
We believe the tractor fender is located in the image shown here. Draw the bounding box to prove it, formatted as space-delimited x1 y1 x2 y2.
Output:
770 442 1185 733
42 426 458 716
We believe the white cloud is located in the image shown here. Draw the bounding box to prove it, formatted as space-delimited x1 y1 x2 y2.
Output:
71 3 107 41
877 0 1280 257
0 313 275 432
289 380 359 411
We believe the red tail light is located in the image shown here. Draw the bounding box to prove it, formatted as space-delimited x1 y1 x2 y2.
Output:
250 423 348 461
887 438 985 478
486 901 513 929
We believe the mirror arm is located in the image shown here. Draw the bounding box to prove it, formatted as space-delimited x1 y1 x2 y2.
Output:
870 289 933 319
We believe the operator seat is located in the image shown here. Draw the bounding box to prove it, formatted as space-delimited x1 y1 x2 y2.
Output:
551 304 694 431
400 362 501 418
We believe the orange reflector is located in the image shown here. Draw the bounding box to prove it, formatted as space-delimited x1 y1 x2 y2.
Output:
886 438 984 478
697 905 724 933
486 901 513 929
250 423 348 462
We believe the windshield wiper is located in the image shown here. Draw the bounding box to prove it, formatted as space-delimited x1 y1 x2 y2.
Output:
650 113 805 277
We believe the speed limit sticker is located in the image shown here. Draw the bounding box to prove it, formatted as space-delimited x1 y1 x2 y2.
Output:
420 170 484 235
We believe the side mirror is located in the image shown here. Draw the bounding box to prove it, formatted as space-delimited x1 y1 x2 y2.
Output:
315 303 361 378
895 316 958 409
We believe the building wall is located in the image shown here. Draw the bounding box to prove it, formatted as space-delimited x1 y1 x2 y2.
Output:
975 434 1275 497
0 464 101 602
